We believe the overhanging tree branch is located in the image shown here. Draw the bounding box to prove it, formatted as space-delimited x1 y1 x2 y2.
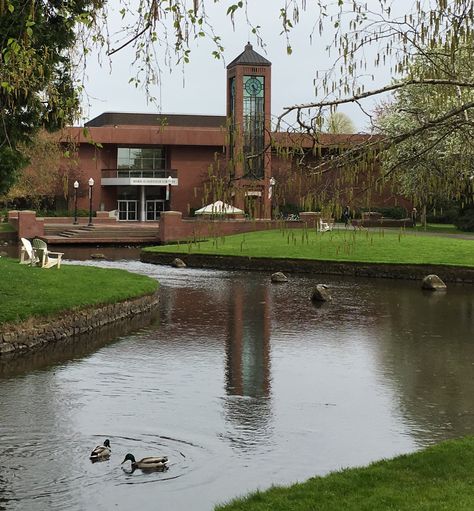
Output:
278 79 474 128
299 100 474 177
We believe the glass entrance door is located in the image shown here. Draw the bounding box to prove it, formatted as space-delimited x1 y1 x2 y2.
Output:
146 200 165 221
118 200 138 221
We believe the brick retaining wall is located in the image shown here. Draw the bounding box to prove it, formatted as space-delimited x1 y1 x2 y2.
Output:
158 211 321 243
0 291 160 356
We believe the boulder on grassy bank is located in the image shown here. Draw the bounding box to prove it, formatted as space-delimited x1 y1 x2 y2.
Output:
421 274 447 291
171 258 186 268
311 284 331 302
271 272 288 283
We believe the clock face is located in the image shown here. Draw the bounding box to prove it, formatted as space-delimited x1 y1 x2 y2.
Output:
244 76 263 96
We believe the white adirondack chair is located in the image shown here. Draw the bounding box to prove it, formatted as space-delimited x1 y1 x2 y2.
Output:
319 219 333 232
32 238 64 269
20 238 40 266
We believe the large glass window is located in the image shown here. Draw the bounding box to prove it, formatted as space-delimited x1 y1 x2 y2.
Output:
229 77 236 168
243 76 265 179
117 147 166 170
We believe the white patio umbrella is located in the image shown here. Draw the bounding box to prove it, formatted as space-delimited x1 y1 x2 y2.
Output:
195 200 244 215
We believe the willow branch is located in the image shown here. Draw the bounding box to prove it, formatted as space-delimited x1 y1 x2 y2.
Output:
302 100 474 176
107 23 152 56
278 79 474 125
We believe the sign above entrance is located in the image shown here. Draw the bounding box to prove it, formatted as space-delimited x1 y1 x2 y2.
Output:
101 177 178 186
130 177 178 186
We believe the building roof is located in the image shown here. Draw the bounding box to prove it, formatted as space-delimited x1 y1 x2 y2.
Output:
85 112 226 128
227 43 271 69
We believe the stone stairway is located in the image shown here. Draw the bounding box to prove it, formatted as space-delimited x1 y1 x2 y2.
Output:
43 223 160 244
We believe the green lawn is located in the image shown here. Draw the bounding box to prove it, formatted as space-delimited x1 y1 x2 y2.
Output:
215 437 474 511
145 228 474 267
0 223 15 232
0 257 158 326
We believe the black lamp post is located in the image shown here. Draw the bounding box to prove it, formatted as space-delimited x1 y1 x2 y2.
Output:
73 180 79 225
88 177 94 226
166 175 173 210
269 176 276 219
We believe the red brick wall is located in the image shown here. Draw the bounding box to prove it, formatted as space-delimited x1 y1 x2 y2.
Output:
8 211 44 239
168 145 223 215
271 153 412 213
159 211 310 243
73 144 105 212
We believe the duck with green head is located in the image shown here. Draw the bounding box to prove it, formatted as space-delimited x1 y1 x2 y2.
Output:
121 453 169 470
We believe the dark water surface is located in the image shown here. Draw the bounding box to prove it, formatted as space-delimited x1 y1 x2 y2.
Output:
1 252 473 511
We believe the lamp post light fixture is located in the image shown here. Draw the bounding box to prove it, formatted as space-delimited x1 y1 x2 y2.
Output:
73 180 79 225
88 177 94 226
166 175 173 207
269 177 276 219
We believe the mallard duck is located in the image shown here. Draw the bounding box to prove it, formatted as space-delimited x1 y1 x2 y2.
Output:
90 439 111 461
121 453 169 470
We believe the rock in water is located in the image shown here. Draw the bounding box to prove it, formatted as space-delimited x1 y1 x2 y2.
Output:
171 258 186 268
311 284 331 302
271 272 288 283
421 274 447 291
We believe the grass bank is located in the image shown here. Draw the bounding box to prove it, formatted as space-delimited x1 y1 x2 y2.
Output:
0 257 158 327
145 229 474 267
215 437 474 511
0 223 15 232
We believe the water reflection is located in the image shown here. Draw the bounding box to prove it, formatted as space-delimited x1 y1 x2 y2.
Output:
0 260 473 511
0 311 160 379
223 280 273 452
372 287 474 444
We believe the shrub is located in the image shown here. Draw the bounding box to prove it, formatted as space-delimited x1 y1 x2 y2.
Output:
36 209 92 218
277 203 300 216
357 206 407 219
426 201 459 224
454 206 474 232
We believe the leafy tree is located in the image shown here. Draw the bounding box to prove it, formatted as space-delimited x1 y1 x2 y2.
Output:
0 0 102 195
324 112 356 134
1 130 73 208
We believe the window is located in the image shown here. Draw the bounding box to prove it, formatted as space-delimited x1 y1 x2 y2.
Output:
117 147 166 170
243 76 265 178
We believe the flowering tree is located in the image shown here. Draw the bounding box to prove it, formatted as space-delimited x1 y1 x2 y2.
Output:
375 45 474 220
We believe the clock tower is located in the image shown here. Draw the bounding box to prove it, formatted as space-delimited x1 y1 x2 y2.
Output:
227 43 272 218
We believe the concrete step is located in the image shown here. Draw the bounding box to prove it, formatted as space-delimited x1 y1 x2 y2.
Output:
43 236 160 245
43 222 160 244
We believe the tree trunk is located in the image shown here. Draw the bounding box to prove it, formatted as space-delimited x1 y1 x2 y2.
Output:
422 204 427 229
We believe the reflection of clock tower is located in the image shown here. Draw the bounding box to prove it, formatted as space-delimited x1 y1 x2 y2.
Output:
227 43 272 218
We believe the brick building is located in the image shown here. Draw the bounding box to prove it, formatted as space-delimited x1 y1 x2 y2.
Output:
67 43 402 221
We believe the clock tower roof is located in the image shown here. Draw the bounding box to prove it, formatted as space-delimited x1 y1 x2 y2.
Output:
227 42 271 69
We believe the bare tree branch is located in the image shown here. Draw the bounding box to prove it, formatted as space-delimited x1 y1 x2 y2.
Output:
278 79 474 127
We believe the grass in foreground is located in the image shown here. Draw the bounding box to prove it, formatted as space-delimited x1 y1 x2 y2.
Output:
215 437 474 511
146 228 474 267
0 257 158 326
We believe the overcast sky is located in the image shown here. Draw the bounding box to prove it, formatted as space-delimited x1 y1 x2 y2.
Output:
80 1 395 131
